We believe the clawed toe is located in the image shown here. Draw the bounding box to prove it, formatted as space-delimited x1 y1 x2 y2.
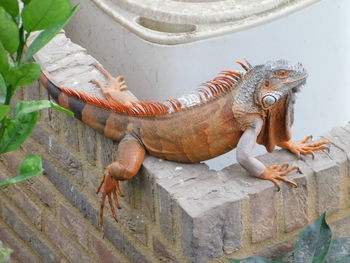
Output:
260 163 299 190
96 168 123 231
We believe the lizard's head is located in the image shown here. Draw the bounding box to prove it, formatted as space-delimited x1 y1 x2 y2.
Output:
255 59 307 109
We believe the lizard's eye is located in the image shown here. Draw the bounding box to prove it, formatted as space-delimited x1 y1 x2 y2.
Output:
274 70 291 78
262 95 277 108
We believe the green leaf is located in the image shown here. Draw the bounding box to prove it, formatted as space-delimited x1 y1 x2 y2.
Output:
0 41 10 74
0 105 10 121
294 213 332 263
21 0 32 4
0 154 43 188
14 100 73 117
0 0 19 18
6 62 41 87
22 0 72 32
0 111 38 154
0 74 6 97
226 257 281 263
23 4 79 62
0 241 13 263
0 7 19 54
50 100 73 116
324 237 350 263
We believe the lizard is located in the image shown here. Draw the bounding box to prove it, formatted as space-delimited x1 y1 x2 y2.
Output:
39 59 328 230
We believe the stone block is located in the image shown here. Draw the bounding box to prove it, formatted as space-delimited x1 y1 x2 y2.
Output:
152 236 180 263
281 162 310 233
59 202 89 248
254 238 295 259
90 233 124 263
250 187 277 243
2 204 59 263
45 216 94 263
304 151 340 215
330 215 350 239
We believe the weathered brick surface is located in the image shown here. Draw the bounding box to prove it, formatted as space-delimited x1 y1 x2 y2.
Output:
1 152 22 175
42 157 99 227
2 204 59 263
4 185 42 230
82 125 97 166
25 176 57 208
45 216 94 263
104 218 153 263
63 115 80 150
59 202 89 248
90 233 125 263
0 223 41 263
26 81 41 101
32 124 83 182
254 238 295 259
157 184 174 243
152 236 179 263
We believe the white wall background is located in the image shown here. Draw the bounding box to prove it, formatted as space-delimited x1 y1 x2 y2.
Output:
66 0 350 170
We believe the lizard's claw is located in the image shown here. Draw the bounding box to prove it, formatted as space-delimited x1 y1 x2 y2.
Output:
280 136 329 158
96 166 123 231
260 163 299 191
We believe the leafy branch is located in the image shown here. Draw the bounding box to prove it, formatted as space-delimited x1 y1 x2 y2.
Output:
0 0 78 188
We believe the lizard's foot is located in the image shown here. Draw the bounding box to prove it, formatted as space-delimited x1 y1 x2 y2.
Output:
91 63 133 104
260 163 299 191
92 63 128 92
279 136 329 159
96 167 123 231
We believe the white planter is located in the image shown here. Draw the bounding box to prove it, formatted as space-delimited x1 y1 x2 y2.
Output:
65 0 350 169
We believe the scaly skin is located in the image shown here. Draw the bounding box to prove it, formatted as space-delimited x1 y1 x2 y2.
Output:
40 59 328 230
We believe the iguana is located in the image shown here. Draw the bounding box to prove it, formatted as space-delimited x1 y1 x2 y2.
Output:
40 59 328 230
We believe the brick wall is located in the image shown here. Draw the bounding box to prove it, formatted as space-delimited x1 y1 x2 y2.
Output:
0 32 349 263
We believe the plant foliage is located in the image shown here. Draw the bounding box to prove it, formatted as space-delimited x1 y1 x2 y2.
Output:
0 1 77 187
227 213 350 263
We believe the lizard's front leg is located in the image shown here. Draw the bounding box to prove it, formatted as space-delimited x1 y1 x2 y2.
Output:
236 118 298 190
96 135 145 231
278 136 329 159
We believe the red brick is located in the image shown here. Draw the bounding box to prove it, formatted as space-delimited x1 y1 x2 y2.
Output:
59 203 89 248
91 233 123 263
0 224 40 263
45 216 95 263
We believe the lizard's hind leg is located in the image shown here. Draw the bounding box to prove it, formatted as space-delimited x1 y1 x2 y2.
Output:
90 63 133 104
96 135 145 231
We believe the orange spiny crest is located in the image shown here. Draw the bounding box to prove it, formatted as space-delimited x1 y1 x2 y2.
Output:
57 66 242 116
